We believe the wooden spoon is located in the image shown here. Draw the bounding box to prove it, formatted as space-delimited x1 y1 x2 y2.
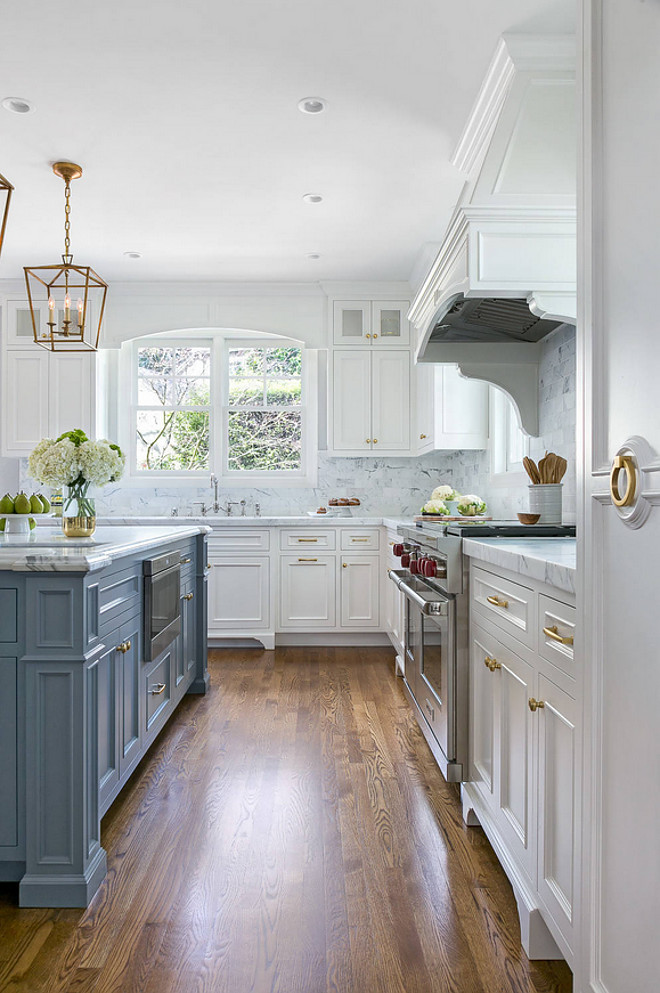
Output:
523 456 541 484
537 453 549 483
554 456 567 483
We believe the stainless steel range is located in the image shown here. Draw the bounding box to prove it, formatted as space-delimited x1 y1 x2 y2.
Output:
388 520 576 783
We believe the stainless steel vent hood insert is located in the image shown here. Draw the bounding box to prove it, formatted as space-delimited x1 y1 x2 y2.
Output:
430 296 562 344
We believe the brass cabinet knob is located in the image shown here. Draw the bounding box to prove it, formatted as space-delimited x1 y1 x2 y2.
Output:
207 562 211 570
365 333 372 339
373 438 378 444
373 333 378 338
528 698 545 712
342 562 348 568
486 594 509 609
366 439 371 444
543 625 574 646
116 640 131 654
183 592 194 601
610 454 637 507
484 656 501 671
419 433 427 440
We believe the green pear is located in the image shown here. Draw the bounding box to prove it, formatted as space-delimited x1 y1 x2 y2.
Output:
30 494 44 514
38 493 51 514
28 517 36 530
14 492 31 514
0 518 5 532
0 493 15 514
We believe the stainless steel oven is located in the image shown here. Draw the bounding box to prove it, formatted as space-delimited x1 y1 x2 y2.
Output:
144 551 181 661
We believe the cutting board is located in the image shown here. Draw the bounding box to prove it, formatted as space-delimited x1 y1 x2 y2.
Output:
413 515 494 522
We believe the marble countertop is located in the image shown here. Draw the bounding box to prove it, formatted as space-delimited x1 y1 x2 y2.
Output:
0 525 208 573
47 515 414 530
462 537 576 595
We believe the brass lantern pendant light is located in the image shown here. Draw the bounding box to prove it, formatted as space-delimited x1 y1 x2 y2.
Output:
0 172 14 258
24 161 108 352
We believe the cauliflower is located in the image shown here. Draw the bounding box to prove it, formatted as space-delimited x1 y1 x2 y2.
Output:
456 494 487 516
430 484 459 502
421 499 449 515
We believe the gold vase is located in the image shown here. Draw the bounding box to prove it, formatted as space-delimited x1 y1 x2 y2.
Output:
62 514 96 538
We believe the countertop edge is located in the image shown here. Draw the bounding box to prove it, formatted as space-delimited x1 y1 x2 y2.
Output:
462 537 576 596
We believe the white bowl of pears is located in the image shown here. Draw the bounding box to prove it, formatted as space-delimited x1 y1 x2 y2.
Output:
0 492 52 535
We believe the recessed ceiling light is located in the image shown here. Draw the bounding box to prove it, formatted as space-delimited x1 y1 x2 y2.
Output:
123 251 142 259
302 193 323 204
298 97 327 115
2 97 35 115
307 253 321 260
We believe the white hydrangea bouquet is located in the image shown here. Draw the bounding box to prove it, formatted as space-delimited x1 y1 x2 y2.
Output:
29 428 125 521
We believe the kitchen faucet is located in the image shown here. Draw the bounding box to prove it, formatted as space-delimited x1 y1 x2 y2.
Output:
210 473 220 514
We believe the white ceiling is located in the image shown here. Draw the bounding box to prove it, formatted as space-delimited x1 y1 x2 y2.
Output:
0 0 574 284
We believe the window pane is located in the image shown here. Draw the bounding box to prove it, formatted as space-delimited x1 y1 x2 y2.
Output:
264 347 301 376
136 410 210 470
228 348 263 376
228 377 263 405
265 379 302 406
175 347 211 377
137 376 175 406
174 378 211 405
227 410 302 471
138 347 176 377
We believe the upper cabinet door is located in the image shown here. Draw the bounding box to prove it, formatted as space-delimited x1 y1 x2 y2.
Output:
333 300 410 346
49 353 96 440
433 365 488 450
371 301 410 346
1 351 49 454
333 301 371 345
332 350 372 452
371 350 410 451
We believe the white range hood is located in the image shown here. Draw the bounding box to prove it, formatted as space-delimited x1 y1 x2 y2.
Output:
410 35 576 436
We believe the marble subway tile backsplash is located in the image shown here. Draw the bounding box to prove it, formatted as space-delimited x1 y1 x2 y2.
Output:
19 325 576 522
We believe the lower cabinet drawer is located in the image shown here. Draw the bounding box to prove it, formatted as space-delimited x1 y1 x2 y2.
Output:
471 566 535 648
339 528 380 551
145 650 172 730
539 593 576 681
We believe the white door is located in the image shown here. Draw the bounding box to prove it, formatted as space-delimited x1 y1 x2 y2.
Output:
279 555 336 628
371 350 410 451
49 353 96 439
414 362 434 454
332 350 372 451
332 301 370 345
1 351 49 455
207 557 270 633
580 7 660 991
470 625 497 813
340 554 380 628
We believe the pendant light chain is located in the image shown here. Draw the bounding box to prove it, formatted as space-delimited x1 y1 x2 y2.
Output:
63 178 72 265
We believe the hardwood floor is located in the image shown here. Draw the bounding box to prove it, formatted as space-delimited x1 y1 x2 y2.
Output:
0 648 572 993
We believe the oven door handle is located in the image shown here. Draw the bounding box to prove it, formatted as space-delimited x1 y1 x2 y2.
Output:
397 578 449 617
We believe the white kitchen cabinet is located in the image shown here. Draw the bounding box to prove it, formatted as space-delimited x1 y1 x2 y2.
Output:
383 528 405 668
414 362 489 453
207 530 273 649
279 554 336 628
340 554 380 627
1 349 96 456
464 560 579 965
331 349 410 454
333 300 410 346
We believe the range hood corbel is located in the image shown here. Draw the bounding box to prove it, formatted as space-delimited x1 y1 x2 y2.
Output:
410 35 577 437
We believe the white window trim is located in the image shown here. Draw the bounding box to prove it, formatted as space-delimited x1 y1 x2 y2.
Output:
489 386 530 488
121 335 317 487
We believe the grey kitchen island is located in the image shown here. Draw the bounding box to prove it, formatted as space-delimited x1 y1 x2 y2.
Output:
0 525 209 908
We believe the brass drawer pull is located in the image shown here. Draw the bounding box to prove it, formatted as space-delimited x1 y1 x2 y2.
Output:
180 557 192 564
298 558 318 562
351 537 369 542
183 592 194 601
528 698 545 712
150 683 166 695
486 595 509 609
116 640 131 653
610 454 636 507
543 625 574 646
297 537 318 542
484 656 501 671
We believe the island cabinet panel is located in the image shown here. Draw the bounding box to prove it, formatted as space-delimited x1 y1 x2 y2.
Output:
97 643 119 816
144 648 173 735
0 657 18 850
117 612 142 777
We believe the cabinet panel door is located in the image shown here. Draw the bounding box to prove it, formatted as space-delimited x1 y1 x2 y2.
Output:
332 351 372 451
49 352 95 439
433 365 489 450
279 556 335 628
119 619 141 775
1 351 49 455
340 554 380 627
371 350 410 451
470 626 497 809
537 674 578 944
414 362 434 454
0 657 18 848
498 646 536 881
97 643 119 814
371 301 410 346
207 556 270 632
333 301 371 345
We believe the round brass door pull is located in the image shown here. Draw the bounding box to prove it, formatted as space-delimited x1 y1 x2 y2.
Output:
528 698 545 712
610 454 637 507
484 656 501 671
183 592 194 601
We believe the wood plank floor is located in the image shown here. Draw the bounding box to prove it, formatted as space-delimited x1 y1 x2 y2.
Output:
0 648 572 993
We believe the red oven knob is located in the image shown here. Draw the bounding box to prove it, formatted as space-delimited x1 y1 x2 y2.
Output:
423 559 437 578
393 543 405 557
410 558 420 574
400 553 410 567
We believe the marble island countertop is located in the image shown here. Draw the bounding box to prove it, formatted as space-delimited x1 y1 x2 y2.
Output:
462 537 576 595
0 524 209 573
42 515 413 530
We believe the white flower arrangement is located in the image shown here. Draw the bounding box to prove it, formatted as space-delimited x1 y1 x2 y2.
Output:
431 484 461 502
421 499 449 515
456 493 487 516
29 429 125 517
